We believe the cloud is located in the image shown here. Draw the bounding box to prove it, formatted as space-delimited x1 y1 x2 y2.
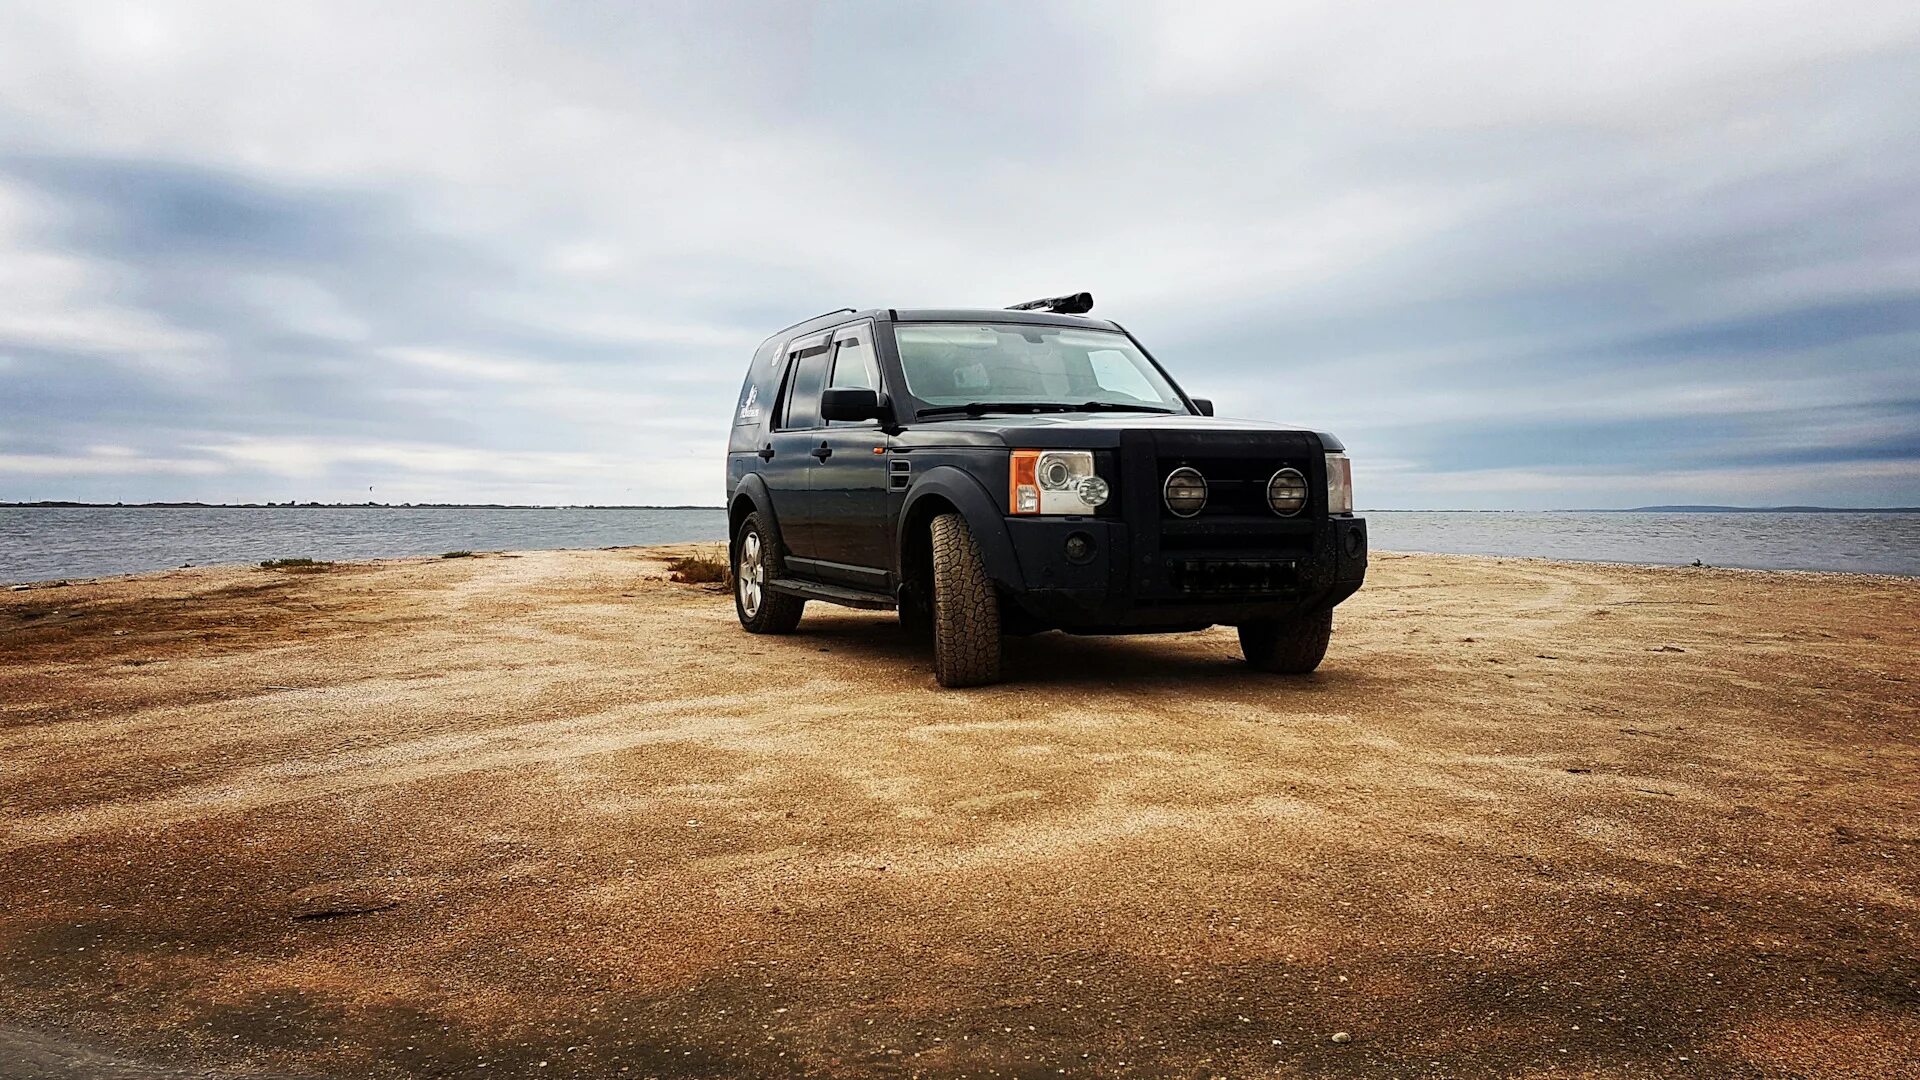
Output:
0 0 1916 508
0 447 224 477
385 347 543 383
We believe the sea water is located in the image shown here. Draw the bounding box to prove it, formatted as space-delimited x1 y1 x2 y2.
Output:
2 506 1915 583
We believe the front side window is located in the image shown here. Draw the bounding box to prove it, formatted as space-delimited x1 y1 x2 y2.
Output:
828 335 878 392
893 323 1184 410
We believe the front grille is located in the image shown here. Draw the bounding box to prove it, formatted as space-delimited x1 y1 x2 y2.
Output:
1117 430 1328 598
1154 455 1315 519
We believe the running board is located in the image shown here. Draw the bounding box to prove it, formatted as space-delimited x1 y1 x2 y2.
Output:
765 577 896 610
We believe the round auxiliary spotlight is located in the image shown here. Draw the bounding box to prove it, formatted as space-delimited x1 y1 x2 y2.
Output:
1266 467 1309 516
1163 467 1207 517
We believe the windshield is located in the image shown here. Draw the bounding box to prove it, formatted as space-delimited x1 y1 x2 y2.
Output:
893 323 1186 412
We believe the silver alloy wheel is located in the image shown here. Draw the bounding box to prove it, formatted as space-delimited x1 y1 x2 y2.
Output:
738 531 764 617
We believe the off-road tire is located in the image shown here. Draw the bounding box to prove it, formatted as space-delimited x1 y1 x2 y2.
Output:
929 513 1002 687
1238 608 1333 673
733 513 804 634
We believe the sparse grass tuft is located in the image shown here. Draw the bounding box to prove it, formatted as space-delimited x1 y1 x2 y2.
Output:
666 554 729 586
259 558 332 571
441 550 475 559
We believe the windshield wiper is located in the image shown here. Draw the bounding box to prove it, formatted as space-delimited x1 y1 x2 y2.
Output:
1067 401 1178 414
914 401 1177 420
914 402 1069 419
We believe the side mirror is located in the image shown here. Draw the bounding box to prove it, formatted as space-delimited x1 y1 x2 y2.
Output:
1190 397 1215 417
820 387 884 422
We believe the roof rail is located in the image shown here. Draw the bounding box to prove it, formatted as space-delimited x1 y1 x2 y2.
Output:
1006 292 1093 315
773 307 857 336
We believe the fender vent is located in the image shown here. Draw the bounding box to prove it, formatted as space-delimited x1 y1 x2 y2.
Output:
889 458 911 490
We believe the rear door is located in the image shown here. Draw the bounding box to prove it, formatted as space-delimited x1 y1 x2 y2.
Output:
806 321 892 590
761 332 831 560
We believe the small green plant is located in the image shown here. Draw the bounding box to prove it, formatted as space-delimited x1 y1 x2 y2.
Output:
259 558 331 571
666 554 729 585
441 550 475 559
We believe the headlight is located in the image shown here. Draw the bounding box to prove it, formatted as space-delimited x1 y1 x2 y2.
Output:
1266 467 1308 516
1325 451 1353 514
1163 467 1207 517
1009 450 1108 515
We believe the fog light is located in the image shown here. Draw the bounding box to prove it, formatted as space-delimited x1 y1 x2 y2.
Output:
1064 533 1094 563
1163 467 1207 517
1266 467 1308 516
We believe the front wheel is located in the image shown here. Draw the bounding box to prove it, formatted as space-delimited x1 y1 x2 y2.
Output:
929 513 1002 687
898 581 932 639
733 513 804 634
1238 609 1333 673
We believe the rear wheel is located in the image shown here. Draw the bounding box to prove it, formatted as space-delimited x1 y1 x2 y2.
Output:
929 513 1001 687
1238 609 1333 673
733 513 804 634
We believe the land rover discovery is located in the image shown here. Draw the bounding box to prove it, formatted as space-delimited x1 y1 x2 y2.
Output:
725 293 1368 687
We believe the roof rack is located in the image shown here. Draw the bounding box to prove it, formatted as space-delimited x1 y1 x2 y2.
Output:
773 307 857 336
1006 292 1093 315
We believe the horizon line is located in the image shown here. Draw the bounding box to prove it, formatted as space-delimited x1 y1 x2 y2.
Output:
4 501 1918 514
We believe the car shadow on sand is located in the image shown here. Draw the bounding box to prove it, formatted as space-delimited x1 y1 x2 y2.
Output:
775 608 1384 695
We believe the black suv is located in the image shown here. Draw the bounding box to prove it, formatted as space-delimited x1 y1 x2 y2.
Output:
725 293 1367 687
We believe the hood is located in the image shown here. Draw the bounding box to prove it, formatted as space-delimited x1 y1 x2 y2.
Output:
894 411 1345 452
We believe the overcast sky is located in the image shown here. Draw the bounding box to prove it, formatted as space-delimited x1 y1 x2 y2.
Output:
1 1 1916 508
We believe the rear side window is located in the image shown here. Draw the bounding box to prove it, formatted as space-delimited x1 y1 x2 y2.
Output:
778 345 831 430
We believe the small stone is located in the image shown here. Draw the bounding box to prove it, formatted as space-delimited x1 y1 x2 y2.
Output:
1330 1032 1352 1044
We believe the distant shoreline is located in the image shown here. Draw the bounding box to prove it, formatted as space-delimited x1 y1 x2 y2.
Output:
0 502 726 510
3 502 1915 513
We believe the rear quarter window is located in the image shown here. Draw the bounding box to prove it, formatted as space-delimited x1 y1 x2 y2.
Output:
735 337 783 427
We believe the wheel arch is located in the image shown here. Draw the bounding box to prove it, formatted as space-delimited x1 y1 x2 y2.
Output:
897 467 1021 589
728 474 777 554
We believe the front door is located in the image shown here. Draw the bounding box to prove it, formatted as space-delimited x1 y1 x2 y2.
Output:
806 321 891 590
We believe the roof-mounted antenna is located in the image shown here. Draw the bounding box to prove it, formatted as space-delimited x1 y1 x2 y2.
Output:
1006 292 1093 315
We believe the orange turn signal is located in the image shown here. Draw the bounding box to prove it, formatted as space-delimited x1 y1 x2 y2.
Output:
1008 450 1040 514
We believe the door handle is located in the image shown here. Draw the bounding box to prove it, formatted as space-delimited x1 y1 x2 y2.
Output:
757 444 775 461
810 443 833 460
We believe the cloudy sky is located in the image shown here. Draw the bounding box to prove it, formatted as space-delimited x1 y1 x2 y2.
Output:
1 1 1916 509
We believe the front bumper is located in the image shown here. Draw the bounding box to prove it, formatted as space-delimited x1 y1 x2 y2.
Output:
1000 514 1367 631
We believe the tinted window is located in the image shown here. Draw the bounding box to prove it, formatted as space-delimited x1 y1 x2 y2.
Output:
829 336 878 391
778 346 831 430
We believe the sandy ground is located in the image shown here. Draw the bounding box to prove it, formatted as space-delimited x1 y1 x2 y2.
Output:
0 546 1915 1080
